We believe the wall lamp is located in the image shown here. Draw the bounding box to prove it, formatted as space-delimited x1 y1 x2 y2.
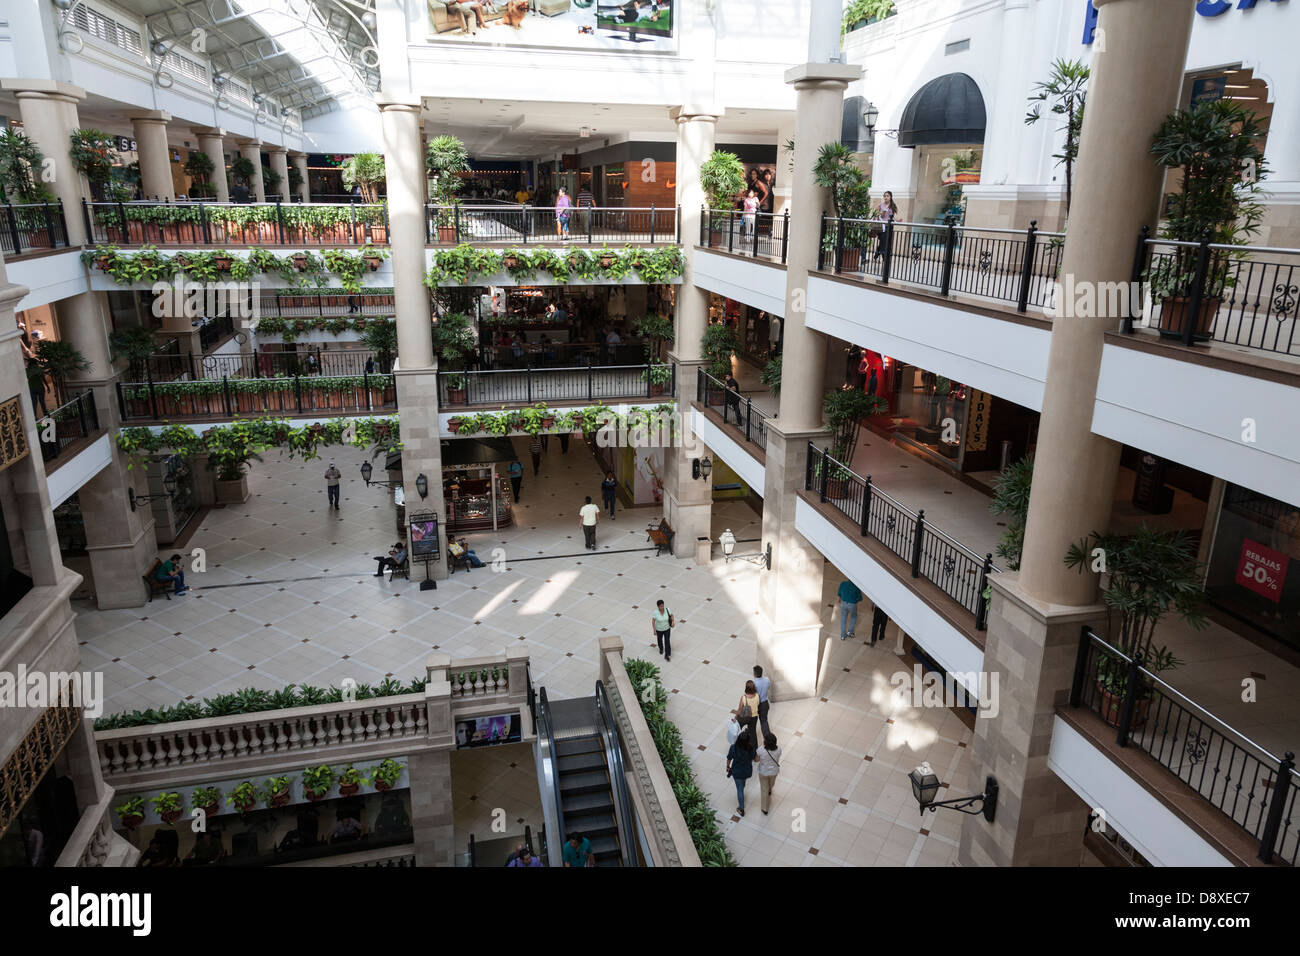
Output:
909 766 998 823
359 461 399 489
863 101 899 140
129 473 177 511
415 473 429 499
692 456 712 481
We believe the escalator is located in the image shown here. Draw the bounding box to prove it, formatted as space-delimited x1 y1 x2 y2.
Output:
536 684 640 867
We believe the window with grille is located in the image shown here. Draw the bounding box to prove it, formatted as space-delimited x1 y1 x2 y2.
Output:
72 5 144 57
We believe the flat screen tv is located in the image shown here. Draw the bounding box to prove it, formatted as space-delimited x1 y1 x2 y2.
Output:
596 0 673 42
455 713 522 749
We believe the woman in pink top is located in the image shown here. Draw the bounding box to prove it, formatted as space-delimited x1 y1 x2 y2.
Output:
741 189 759 237
555 187 572 238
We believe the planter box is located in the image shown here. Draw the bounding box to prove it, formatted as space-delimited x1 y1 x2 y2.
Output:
437 225 457 244
840 249 863 272
215 475 250 504
1096 684 1151 730
1156 295 1218 342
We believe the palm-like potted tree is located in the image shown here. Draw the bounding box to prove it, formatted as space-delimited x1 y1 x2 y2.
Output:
183 151 216 199
341 151 385 204
432 311 476 403
426 135 470 242
700 150 746 243
1146 100 1267 340
701 322 739 404
33 339 91 406
1065 527 1205 728
0 128 53 205
821 388 888 497
69 128 118 201
813 142 872 270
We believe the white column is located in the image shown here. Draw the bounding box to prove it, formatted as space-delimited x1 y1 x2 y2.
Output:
267 146 291 202
237 138 265 202
193 127 229 202
292 152 311 202
130 111 175 201
380 96 433 369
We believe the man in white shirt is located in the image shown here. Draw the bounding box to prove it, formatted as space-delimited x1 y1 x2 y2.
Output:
579 495 600 550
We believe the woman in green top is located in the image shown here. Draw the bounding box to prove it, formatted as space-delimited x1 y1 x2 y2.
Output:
651 599 673 661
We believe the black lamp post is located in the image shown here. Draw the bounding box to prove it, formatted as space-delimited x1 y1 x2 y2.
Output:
129 473 178 511
359 461 400 489
908 767 998 823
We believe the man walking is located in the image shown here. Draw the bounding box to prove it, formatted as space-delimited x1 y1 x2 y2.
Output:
529 433 543 476
324 461 341 510
752 665 772 739
508 459 523 502
579 495 599 550
601 470 618 519
651 599 673 661
837 578 862 640
870 604 889 646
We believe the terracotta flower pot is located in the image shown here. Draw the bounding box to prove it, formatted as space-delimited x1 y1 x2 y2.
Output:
446 388 467 405
121 814 144 830
599 256 614 269
374 780 392 792
160 809 182 824
1096 683 1152 730
338 782 360 797
233 799 256 814
437 225 457 243
1157 295 1219 342
447 418 463 433
363 256 381 271
305 789 326 802
269 791 290 808
200 803 220 819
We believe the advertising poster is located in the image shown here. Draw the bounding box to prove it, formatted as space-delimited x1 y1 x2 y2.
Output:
455 713 523 748
428 0 677 53
1235 538 1288 603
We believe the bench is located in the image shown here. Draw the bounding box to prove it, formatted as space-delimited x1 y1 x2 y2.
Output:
447 544 472 575
143 558 172 602
388 556 410 581
646 518 675 557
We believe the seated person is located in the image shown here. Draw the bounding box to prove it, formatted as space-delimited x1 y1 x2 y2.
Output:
186 830 225 866
329 812 364 844
456 538 485 568
155 553 189 595
374 542 408 576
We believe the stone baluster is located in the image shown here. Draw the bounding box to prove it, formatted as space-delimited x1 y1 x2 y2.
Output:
219 726 236 762
287 717 302 750
401 704 416 737
274 719 289 752
233 724 249 759
326 712 341 748
166 733 182 767
179 730 194 763
377 706 392 738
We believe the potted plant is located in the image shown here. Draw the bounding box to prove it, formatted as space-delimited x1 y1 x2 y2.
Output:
432 311 475 395
361 244 386 271
701 322 739 402
338 765 365 797
341 152 386 204
642 362 673 396
444 372 467 405
263 775 294 808
370 759 403 792
69 128 118 200
191 786 222 819
301 764 336 801
32 339 91 406
1145 99 1267 340
204 422 265 503
760 355 781 401
814 142 873 270
700 150 746 242
0 127 54 205
426 135 470 242
457 672 467 695
151 791 184 825
227 781 258 813
822 388 888 496
1065 527 1205 729
183 150 215 197
988 454 1034 571
115 796 146 830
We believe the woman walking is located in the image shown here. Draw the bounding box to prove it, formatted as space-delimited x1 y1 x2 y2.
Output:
651 599 673 661
555 186 572 238
756 732 781 815
873 190 898 261
726 728 756 817
736 680 761 746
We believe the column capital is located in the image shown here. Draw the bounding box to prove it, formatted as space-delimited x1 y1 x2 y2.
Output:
235 137 262 149
669 105 723 125
128 110 172 124
266 144 288 156
1 78 85 103
784 63 861 89
192 126 226 138
376 94 422 113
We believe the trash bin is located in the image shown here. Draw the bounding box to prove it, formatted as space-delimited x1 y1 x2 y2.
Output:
695 535 712 565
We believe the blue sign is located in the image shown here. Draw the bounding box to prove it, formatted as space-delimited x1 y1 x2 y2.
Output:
1082 0 1098 44
1087 0 1286 43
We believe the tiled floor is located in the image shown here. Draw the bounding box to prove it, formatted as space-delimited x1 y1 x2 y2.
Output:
75 433 971 866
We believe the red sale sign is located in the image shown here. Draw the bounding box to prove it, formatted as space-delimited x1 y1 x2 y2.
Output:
1235 538 1289 603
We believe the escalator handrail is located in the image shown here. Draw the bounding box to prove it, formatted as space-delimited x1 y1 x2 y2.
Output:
595 679 640 867
536 688 568 853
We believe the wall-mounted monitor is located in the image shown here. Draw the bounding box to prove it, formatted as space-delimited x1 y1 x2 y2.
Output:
596 0 674 42
455 713 522 749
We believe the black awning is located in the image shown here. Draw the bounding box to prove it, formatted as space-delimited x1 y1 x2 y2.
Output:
841 95 874 154
897 73 986 148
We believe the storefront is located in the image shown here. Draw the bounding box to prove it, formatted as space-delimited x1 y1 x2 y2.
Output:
441 438 515 534
708 294 783 366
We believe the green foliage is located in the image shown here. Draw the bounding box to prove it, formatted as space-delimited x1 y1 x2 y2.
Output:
1064 528 1207 673
1025 59 1089 216
635 313 675 362
261 164 282 191
151 791 183 815
108 325 157 364
430 311 476 370
114 795 146 819
33 339 91 389
700 149 746 210
183 150 214 182
338 765 365 787
813 142 871 220
230 156 255 184
262 775 294 801
842 0 895 34
426 135 470 211
69 128 118 186
624 657 738 866
701 322 739 379
760 355 781 398
227 781 258 810
988 455 1033 570
0 128 53 204
301 764 337 796
362 318 398 366
190 786 221 810
823 388 888 460
341 152 385 203
287 163 303 192
371 759 404 788
425 244 503 286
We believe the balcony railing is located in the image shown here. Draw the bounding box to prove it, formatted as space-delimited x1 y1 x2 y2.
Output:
198 313 234 352
132 349 383 383
697 368 770 451
257 291 395 319
699 208 791 263
116 372 397 422
39 389 100 465
1 200 70 257
83 199 389 246
426 204 679 245
817 216 1064 314
805 442 997 628
441 362 674 407
1070 628 1298 865
1130 233 1300 356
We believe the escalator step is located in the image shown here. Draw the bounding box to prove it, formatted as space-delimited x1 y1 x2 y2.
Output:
587 834 621 855
557 751 607 774
558 770 610 794
564 812 616 835
554 736 603 757
559 791 614 815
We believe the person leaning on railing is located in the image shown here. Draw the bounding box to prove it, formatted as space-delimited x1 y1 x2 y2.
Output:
872 190 898 261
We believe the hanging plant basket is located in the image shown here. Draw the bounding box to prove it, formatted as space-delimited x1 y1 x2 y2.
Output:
599 255 615 269
214 255 233 272
339 782 360 797
95 255 112 271
292 253 309 271
305 789 327 802
269 790 290 809
363 254 382 270
121 813 144 830
374 779 392 792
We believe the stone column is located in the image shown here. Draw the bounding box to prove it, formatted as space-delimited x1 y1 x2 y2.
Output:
958 0 1197 867
236 138 265 202
267 146 291 203
409 675 454 866
292 152 311 202
2 80 91 241
664 105 721 555
380 96 447 582
130 111 174 201
193 127 230 202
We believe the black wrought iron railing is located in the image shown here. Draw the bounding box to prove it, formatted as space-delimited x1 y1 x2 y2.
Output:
116 372 397 422
2 201 70 257
1131 231 1300 356
476 341 646 370
816 216 1064 314
38 389 99 465
804 442 996 628
441 362 674 407
257 291 395 318
82 199 389 246
697 368 771 451
198 313 234 352
1071 628 1297 865
699 208 791 264
131 349 384 383
426 204 678 245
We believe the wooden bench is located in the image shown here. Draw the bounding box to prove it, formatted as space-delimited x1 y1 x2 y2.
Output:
646 518 675 557
143 558 172 602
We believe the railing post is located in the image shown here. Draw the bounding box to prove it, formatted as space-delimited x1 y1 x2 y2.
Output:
275 200 284 245
819 446 829 502
57 199 67 247
727 210 736 253
148 378 158 421
670 361 676 397
81 198 93 243
42 201 54 248
587 359 593 402
1016 220 1038 313
1069 627 1092 708
696 367 703 403
199 200 210 245
676 204 681 245
4 203 20 254
781 210 790 263
860 475 872 536
1183 227 1214 347
910 510 925 578
974 553 994 631
454 204 461 244
350 202 358 244
880 221 893 284
1258 751 1296 864
221 375 232 416
834 217 845 274
294 373 302 413
382 202 389 243
817 213 826 270
521 205 530 243
700 205 706 246
1115 651 1144 747
117 199 128 245
646 362 652 399
649 203 656 244
744 398 752 442
939 222 956 297
751 213 759 258
1124 224 1150 334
